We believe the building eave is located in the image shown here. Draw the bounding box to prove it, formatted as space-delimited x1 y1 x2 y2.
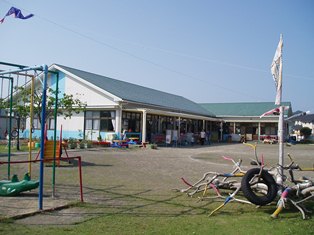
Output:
50 64 123 102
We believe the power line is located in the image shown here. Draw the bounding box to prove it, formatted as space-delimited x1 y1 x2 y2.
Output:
2 1 301 101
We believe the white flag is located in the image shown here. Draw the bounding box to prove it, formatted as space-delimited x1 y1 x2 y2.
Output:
271 35 283 105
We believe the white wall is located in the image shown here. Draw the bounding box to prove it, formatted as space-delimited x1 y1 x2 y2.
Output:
57 112 84 131
65 75 117 106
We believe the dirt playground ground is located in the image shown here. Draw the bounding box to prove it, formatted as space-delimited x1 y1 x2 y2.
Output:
0 143 313 225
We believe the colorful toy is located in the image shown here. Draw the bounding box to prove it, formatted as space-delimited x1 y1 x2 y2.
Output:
0 173 39 196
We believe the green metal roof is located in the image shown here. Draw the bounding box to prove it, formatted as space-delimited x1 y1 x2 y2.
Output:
200 102 292 117
55 64 215 117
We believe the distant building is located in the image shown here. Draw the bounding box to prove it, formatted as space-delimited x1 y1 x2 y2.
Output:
287 114 314 141
200 102 293 142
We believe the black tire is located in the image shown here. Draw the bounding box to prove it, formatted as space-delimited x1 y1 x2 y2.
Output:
11 130 18 138
241 168 278 206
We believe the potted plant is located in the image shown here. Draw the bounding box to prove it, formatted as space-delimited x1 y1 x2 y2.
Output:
68 138 77 149
80 139 92 148
84 140 92 148
79 139 85 149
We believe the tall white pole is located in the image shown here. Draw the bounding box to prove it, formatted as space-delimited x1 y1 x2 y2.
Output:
276 34 284 191
277 106 284 189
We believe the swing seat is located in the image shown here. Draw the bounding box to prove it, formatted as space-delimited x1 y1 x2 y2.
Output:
43 140 61 165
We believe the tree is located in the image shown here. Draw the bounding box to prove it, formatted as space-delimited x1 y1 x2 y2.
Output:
0 85 86 127
300 127 312 139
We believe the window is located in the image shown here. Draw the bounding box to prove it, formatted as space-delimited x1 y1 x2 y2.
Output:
48 118 55 130
32 117 41 129
122 111 141 132
85 111 115 131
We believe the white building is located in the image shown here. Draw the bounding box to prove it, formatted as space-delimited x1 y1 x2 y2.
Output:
288 114 314 141
1 64 295 144
27 64 220 144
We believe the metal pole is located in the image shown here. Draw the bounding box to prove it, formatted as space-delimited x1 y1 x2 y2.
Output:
28 76 35 177
78 156 84 202
276 34 284 191
0 65 44 76
277 106 284 190
7 77 13 180
39 65 48 210
16 115 20 150
52 72 59 198
0 61 27 69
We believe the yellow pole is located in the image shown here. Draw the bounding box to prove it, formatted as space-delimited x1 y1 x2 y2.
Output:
28 75 35 177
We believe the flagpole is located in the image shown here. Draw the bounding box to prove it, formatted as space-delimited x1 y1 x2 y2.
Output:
276 34 284 191
277 107 284 190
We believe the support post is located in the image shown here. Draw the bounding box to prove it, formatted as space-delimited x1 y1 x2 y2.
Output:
28 76 35 177
233 122 236 134
142 110 147 143
39 65 48 210
258 122 261 142
7 77 13 180
115 105 122 138
276 106 285 191
52 72 59 198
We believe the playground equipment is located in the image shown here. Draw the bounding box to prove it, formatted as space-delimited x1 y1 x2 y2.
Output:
35 125 71 166
175 141 314 219
242 153 314 219
174 143 279 216
0 62 46 179
0 62 84 210
0 173 39 196
175 155 262 216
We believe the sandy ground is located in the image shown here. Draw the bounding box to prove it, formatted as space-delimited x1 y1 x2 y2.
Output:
0 143 313 225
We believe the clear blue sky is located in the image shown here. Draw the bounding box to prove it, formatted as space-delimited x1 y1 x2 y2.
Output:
1 0 313 113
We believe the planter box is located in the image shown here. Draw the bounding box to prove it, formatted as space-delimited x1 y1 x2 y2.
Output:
92 141 111 147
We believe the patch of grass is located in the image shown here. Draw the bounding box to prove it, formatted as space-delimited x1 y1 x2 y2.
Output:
0 146 314 235
0 210 313 235
1 189 314 235
0 143 32 154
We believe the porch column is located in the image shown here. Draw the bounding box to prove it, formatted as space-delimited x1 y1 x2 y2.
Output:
233 122 236 134
115 106 122 138
142 110 147 143
258 122 261 142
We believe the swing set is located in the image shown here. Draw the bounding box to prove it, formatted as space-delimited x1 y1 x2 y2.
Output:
0 61 83 210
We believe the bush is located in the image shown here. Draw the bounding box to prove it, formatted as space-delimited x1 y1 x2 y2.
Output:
300 127 312 139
